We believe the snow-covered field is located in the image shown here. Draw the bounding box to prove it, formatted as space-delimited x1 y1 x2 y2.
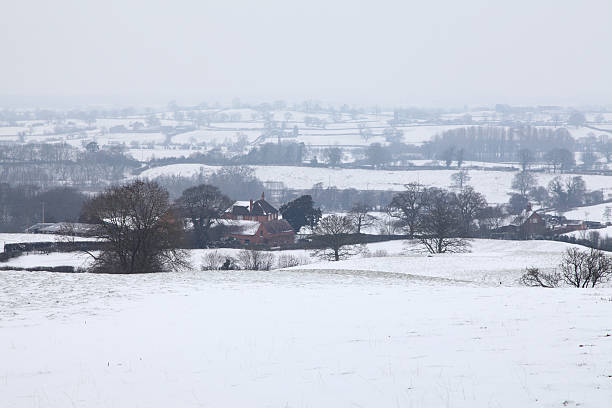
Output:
128 148 204 161
286 239 583 286
563 202 612 223
140 164 612 204
563 226 612 241
2 243 612 407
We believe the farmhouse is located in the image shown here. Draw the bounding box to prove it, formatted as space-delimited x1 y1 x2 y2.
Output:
223 192 279 222
222 193 294 246
492 207 548 239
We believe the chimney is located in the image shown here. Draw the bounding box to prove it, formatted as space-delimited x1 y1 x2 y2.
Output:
261 191 265 200
249 200 253 214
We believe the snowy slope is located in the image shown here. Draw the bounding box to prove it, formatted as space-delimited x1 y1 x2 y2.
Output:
563 202 612 223
1 266 611 408
563 226 612 240
285 239 582 286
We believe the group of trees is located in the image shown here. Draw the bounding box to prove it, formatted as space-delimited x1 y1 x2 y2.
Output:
279 195 322 233
154 166 268 200
242 142 306 165
0 184 86 231
387 182 488 253
509 171 602 213
79 179 245 273
0 143 139 189
423 126 575 163
80 182 374 270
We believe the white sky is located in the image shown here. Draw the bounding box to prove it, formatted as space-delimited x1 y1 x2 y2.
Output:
1 0 611 107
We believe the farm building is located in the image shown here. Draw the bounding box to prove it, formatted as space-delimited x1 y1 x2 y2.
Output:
221 193 294 246
223 192 279 222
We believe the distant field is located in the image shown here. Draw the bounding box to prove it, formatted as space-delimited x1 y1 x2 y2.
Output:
140 164 612 204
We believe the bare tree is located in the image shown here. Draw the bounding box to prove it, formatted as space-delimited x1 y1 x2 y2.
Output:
322 147 343 167
517 148 533 171
603 206 612 224
80 180 189 274
511 171 537 198
417 188 469 254
387 182 426 239
310 214 357 261
348 202 377 234
520 267 561 288
176 184 232 248
455 186 487 237
456 148 465 168
450 170 471 190
441 146 455 168
559 247 612 288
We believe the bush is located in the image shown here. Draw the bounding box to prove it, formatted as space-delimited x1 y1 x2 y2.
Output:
371 249 389 258
201 250 238 270
276 253 310 269
361 247 389 258
201 250 225 271
519 267 561 288
238 250 276 271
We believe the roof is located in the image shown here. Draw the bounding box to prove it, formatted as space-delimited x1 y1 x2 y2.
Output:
250 199 278 216
225 198 278 217
216 219 260 235
25 222 99 235
509 210 542 227
261 219 293 234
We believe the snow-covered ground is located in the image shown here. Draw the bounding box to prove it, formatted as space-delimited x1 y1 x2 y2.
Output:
563 226 612 241
2 253 612 407
286 239 584 286
128 148 204 161
563 202 612 223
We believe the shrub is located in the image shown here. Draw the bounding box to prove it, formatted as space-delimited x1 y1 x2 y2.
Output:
519 267 561 288
276 253 310 269
201 250 225 271
238 250 275 271
371 249 389 258
361 248 389 258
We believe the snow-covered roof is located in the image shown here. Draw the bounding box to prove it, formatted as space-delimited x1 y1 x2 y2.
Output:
225 198 278 217
216 219 260 235
25 222 98 235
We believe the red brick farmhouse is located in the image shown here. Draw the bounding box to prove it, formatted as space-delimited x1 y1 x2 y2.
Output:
222 193 295 246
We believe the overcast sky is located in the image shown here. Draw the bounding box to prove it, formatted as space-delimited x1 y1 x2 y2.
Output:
2 0 611 107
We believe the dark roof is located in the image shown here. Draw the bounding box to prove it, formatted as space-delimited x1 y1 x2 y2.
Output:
250 199 278 216
261 219 293 234
231 206 250 216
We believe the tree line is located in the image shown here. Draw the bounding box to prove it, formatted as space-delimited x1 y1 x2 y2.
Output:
0 143 139 189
